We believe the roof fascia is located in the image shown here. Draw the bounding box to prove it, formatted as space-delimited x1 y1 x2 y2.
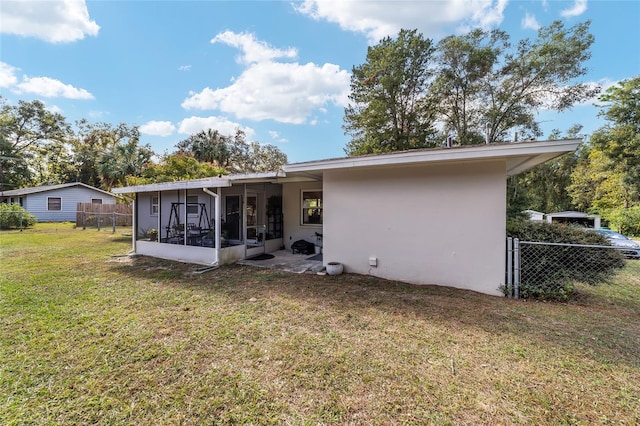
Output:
111 171 285 194
112 179 232 194
284 139 581 174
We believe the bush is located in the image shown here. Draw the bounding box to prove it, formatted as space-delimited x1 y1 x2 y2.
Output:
507 220 625 301
0 203 37 229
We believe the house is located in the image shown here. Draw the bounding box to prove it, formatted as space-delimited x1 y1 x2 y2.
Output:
0 182 116 222
523 209 545 222
545 211 601 229
112 139 581 296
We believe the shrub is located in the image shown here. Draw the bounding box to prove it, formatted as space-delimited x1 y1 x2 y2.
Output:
0 203 37 229
506 220 625 301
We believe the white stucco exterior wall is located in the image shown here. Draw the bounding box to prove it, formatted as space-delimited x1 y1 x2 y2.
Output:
322 161 506 296
282 181 323 250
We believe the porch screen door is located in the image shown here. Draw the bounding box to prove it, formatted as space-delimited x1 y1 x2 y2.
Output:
225 195 241 242
245 191 265 258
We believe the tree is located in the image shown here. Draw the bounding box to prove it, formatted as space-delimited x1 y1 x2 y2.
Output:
343 29 437 155
66 120 119 187
98 129 153 190
432 29 509 145
433 21 597 144
506 125 583 219
0 135 30 191
590 76 640 205
176 128 230 167
176 128 288 173
125 153 225 186
568 146 629 212
566 77 640 221
0 97 70 154
515 125 583 214
0 97 71 185
241 141 289 173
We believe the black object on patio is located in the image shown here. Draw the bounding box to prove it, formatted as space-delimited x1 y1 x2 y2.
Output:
291 239 315 255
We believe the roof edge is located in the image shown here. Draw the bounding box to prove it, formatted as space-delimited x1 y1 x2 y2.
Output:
284 139 581 173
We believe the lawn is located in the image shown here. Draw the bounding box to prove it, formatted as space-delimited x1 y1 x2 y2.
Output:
1 223 639 425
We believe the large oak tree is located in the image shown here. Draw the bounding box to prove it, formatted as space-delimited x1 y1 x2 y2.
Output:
344 29 437 155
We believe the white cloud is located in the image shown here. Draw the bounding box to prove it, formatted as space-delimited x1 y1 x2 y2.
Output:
88 110 105 119
46 104 64 115
561 0 588 18
15 76 94 99
1 0 100 43
178 116 255 139
268 130 288 143
0 62 19 88
1 61 94 100
294 0 507 43
183 32 350 124
140 121 176 137
179 65 192 71
521 13 541 31
211 31 297 65
182 61 350 124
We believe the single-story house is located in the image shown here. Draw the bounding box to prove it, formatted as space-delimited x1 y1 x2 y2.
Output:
523 209 545 222
545 210 601 229
0 182 116 222
112 139 581 296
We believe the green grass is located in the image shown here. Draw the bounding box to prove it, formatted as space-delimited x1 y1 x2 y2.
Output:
1 223 639 425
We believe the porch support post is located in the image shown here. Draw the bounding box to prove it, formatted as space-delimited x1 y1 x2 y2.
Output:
203 187 221 264
157 191 161 242
133 193 138 252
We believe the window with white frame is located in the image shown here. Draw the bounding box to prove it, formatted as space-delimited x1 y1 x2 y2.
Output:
301 190 322 225
151 195 159 215
48 197 62 211
91 198 102 204
186 195 199 216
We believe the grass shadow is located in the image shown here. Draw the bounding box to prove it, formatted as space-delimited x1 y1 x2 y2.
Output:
109 255 640 370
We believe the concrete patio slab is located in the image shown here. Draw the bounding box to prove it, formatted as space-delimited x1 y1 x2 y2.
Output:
237 249 325 274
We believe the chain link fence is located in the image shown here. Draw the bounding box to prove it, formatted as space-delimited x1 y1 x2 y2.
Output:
506 238 627 300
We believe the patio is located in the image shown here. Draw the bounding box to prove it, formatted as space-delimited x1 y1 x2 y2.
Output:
237 250 325 274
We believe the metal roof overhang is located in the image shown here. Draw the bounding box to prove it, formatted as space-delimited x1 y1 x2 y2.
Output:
283 139 582 179
110 171 286 194
111 178 230 194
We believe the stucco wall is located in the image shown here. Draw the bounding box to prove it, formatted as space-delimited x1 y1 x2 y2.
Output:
322 161 506 296
282 181 323 250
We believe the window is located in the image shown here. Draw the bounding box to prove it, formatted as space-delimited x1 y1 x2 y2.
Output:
186 195 199 215
91 198 103 204
302 190 322 225
151 195 159 215
48 197 62 211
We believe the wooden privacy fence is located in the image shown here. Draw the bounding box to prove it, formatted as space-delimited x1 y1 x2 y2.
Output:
76 203 132 228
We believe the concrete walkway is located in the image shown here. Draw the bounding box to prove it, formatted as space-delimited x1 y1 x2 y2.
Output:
237 249 325 274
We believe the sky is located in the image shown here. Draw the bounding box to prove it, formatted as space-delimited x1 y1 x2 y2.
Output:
1 0 639 163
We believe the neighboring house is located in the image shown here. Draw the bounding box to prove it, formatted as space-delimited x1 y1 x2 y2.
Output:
545 211 601 229
113 139 581 296
523 209 545 222
0 183 116 222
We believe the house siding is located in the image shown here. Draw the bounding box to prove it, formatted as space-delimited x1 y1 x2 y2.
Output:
24 186 116 222
322 161 506 296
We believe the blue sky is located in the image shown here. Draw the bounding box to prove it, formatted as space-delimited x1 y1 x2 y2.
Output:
1 0 638 163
